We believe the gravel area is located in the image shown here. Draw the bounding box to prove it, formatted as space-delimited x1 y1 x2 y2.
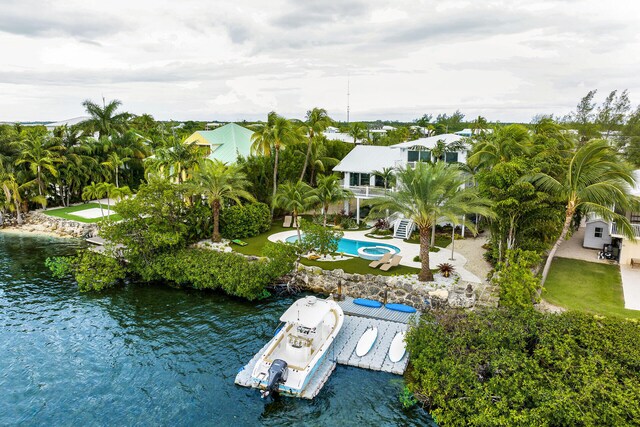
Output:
445 233 493 282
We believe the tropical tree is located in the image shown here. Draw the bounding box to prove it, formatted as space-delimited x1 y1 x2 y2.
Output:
101 151 130 187
315 174 353 226
274 181 319 241
529 139 639 287
189 159 255 242
369 162 493 281
372 167 395 190
0 170 23 224
300 108 333 180
15 134 64 206
251 112 304 213
348 122 368 144
467 124 531 170
146 139 201 184
82 182 107 218
81 98 131 138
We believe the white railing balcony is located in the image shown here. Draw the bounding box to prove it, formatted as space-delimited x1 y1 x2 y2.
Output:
611 222 640 238
347 185 389 198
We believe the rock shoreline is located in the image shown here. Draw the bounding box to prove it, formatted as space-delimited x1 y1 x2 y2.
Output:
0 211 98 239
295 265 480 311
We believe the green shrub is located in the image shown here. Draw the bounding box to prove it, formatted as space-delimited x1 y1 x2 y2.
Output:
494 249 541 309
300 219 343 256
340 217 357 230
406 309 640 427
220 202 271 239
74 251 127 292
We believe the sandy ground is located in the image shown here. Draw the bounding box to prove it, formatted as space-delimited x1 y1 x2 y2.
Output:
444 233 493 282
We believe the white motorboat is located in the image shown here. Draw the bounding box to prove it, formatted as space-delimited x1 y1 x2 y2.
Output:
251 296 344 398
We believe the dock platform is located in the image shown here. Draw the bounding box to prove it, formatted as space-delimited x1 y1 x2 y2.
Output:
234 297 418 398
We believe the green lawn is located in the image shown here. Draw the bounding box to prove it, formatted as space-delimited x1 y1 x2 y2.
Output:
44 203 122 224
544 257 640 319
230 222 420 276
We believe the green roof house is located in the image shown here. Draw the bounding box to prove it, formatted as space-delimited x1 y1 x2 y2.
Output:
184 123 254 163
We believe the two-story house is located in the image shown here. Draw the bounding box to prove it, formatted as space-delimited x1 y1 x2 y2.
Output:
333 134 469 237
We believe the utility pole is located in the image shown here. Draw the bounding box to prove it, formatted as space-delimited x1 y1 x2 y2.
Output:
346 75 350 124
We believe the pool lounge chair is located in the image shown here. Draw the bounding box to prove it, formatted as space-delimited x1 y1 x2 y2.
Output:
283 215 293 228
380 255 402 271
368 252 393 268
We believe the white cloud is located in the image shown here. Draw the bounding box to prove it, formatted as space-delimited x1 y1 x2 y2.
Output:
0 0 639 122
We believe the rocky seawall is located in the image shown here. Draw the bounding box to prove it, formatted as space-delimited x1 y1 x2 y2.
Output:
295 265 479 311
1 211 98 239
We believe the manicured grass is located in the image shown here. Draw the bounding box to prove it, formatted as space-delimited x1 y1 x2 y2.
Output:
43 203 122 224
544 257 640 319
230 222 420 276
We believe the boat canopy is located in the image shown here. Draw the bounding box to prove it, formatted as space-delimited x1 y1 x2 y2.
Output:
280 297 333 329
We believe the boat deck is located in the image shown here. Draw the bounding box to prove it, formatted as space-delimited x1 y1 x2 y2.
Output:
234 297 418 399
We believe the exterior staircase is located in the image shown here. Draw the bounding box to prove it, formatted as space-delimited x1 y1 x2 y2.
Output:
393 218 414 239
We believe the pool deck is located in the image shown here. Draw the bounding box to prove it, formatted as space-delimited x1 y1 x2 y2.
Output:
269 229 482 283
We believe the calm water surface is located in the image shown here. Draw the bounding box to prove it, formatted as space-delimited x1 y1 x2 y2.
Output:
0 233 433 426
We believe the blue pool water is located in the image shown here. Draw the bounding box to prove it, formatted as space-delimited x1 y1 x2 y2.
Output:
285 235 400 256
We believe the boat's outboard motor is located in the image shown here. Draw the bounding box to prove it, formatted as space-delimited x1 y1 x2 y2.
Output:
260 359 288 399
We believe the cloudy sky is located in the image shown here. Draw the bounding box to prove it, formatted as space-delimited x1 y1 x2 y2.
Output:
1 0 639 123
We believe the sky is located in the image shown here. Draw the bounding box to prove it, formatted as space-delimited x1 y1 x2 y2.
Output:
1 0 639 123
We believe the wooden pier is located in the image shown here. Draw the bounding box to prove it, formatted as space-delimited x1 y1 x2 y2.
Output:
234 297 418 399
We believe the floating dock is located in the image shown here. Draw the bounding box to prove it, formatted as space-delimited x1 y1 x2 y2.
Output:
235 297 418 399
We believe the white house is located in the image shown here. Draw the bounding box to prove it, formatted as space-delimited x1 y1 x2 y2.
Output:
333 134 470 235
582 170 640 265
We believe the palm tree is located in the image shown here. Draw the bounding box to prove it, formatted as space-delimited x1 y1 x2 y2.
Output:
369 162 493 281
372 167 395 190
251 112 303 214
315 174 353 227
0 170 23 224
101 151 130 187
146 139 201 184
82 182 107 218
467 124 531 170
274 181 319 241
189 160 255 242
348 122 368 144
300 108 332 180
529 139 639 287
81 98 131 138
15 135 64 206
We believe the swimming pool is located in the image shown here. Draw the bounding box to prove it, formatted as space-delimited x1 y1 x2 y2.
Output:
285 235 400 259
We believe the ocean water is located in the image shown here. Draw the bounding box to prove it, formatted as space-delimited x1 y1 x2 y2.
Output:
0 233 432 426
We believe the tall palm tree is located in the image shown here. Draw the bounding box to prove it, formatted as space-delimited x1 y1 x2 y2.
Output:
467 124 531 170
300 108 332 180
101 151 130 187
348 122 368 144
81 98 131 138
15 135 64 206
251 112 303 214
369 162 493 281
274 181 319 241
315 174 353 227
529 139 639 287
189 159 255 242
82 182 107 218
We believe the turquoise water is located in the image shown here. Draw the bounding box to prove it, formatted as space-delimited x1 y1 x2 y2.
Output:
0 233 432 426
285 236 400 257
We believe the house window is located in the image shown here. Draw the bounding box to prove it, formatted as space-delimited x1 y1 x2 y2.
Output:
349 173 370 186
631 212 640 223
445 152 459 163
594 227 603 238
408 150 431 162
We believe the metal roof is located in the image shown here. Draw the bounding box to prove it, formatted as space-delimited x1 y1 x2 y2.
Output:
333 145 403 174
390 133 467 150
